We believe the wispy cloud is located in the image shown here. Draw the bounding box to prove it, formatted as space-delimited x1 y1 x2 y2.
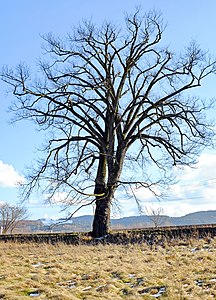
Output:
0 160 25 188
7 152 214 219
117 152 216 217
45 192 70 204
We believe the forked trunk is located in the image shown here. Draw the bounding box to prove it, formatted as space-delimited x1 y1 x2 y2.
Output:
91 146 125 237
92 195 111 237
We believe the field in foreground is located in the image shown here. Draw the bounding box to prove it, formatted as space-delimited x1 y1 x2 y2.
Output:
0 238 215 299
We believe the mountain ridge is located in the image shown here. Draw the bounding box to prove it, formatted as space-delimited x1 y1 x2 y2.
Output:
15 210 216 233
37 210 216 232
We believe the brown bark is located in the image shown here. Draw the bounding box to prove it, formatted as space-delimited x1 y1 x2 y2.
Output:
92 150 126 237
92 194 111 237
91 149 110 237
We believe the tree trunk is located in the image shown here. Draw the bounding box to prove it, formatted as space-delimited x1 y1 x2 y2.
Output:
92 150 111 238
92 195 111 237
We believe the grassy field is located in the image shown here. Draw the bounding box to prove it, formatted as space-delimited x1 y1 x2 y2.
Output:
0 237 215 299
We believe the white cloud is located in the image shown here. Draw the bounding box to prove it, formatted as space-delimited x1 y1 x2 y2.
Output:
46 192 70 204
0 161 25 188
176 152 216 182
13 152 214 219
116 152 216 217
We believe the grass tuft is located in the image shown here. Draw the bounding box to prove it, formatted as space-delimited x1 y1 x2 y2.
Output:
0 237 215 299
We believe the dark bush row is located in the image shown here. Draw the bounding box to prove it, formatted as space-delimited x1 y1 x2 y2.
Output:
0 224 215 245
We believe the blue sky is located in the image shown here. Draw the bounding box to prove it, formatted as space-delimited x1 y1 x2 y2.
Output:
0 0 216 220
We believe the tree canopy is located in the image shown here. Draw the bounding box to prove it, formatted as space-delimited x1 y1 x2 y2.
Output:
2 10 216 236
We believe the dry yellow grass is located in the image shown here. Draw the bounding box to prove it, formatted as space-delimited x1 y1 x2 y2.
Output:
0 237 215 299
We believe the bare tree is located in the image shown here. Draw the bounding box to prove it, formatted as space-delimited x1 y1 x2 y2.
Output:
146 206 165 228
1 10 216 237
0 203 28 234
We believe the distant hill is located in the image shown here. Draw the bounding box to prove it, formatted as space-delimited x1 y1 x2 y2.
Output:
170 211 216 226
13 210 216 233
111 210 216 229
